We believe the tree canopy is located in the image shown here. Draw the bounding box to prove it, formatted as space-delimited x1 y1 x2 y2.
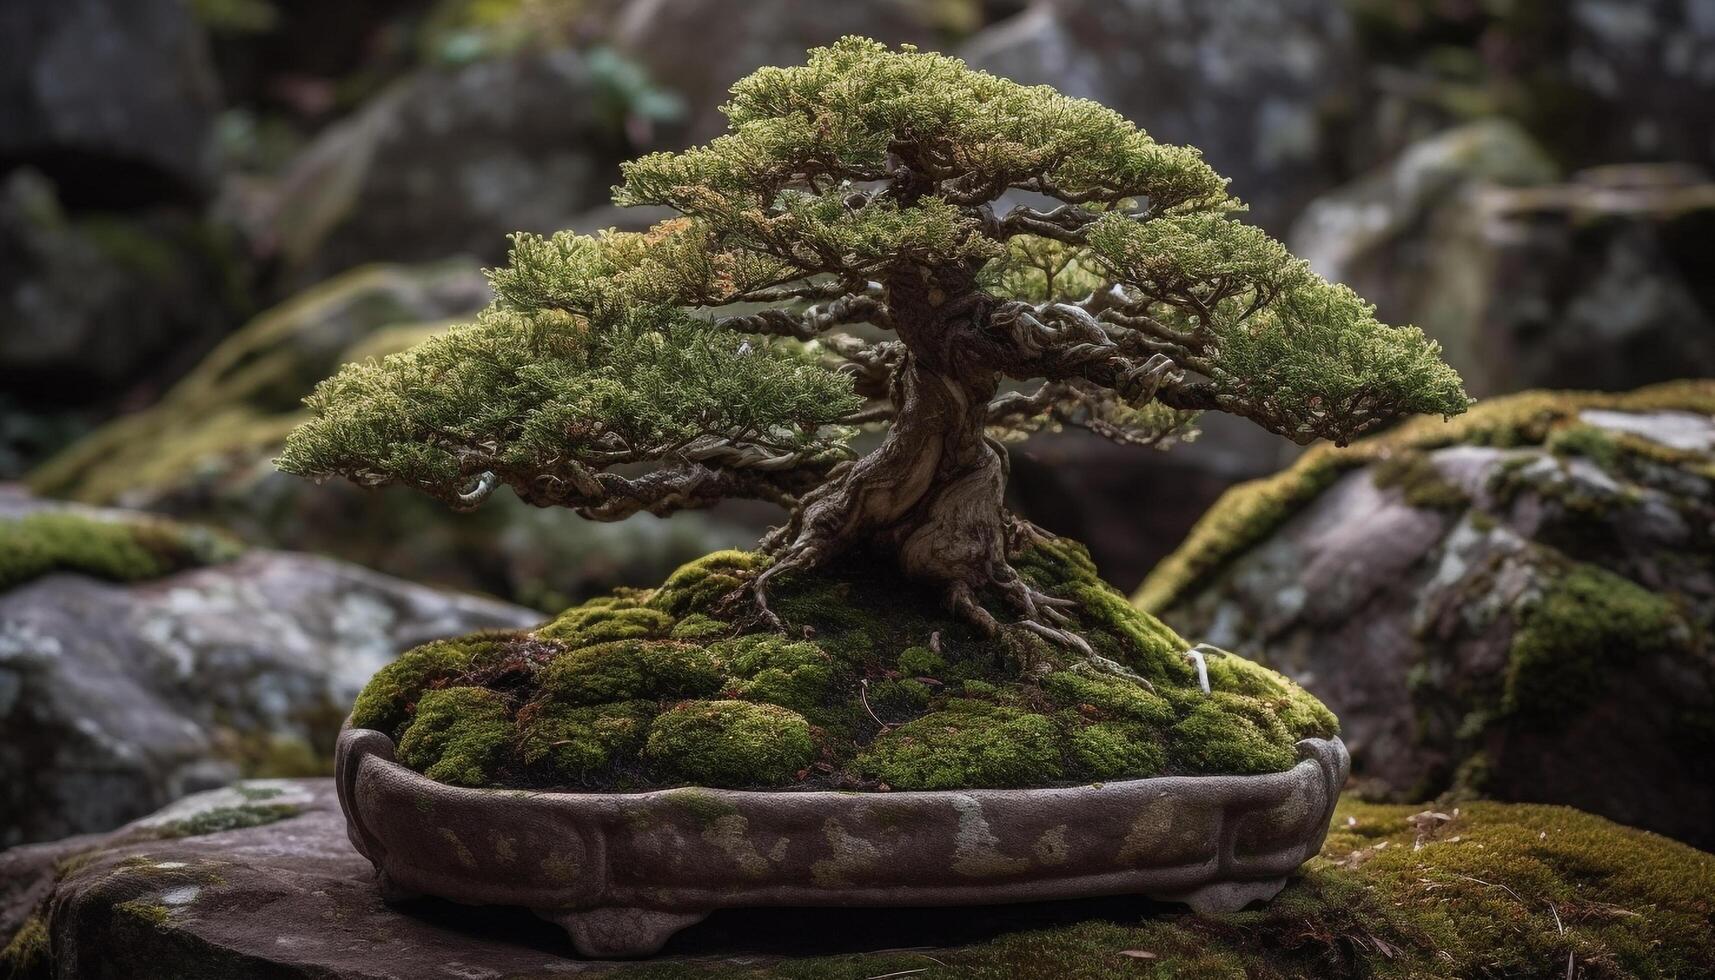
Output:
281 37 1468 639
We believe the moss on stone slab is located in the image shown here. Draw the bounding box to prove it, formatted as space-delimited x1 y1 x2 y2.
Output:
0 510 242 593
1136 379 1715 613
353 538 1337 791
395 687 514 787
148 802 302 840
643 700 816 787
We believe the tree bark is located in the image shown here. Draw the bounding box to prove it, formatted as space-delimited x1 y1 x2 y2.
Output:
752 264 1086 648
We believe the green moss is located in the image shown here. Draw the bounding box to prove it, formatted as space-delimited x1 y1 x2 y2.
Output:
1068 721 1167 779
644 700 816 787
0 511 242 593
150 802 301 839
1370 450 1471 510
1504 563 1687 720
0 912 47 979
537 597 674 646
858 701 1064 790
516 699 653 783
644 550 769 618
395 687 513 787
1042 670 1173 724
538 639 723 706
354 539 1334 790
896 645 946 677
1137 379 1715 612
1168 693 1301 776
113 901 171 927
1545 423 1621 471
347 631 519 738
713 635 839 718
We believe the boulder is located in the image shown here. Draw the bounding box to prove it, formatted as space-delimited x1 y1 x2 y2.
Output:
1138 381 1715 847
3 780 1710 976
0 170 250 476
611 0 937 145
0 0 221 203
0 489 540 848
25 261 756 610
261 48 631 283
1291 123 1715 396
961 0 1362 234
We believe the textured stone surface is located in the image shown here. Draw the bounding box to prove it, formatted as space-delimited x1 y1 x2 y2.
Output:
612 0 936 145
0 0 220 200
962 0 1360 234
0 490 540 848
1148 396 1715 846
1291 123 1715 396
261 49 629 283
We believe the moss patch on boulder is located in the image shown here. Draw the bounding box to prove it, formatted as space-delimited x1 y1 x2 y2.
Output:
0 510 241 593
1136 379 1715 612
351 536 1336 791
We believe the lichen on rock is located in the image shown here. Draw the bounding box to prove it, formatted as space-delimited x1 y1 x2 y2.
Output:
352 537 1337 792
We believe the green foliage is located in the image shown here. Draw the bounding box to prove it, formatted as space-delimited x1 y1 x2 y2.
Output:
0 511 242 593
1089 211 1470 447
395 687 514 786
278 302 857 503
643 700 816 786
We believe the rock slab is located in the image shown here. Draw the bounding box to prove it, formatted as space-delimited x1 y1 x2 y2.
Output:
0 490 540 848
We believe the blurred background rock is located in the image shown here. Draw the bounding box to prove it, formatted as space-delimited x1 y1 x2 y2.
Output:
10 0 1713 602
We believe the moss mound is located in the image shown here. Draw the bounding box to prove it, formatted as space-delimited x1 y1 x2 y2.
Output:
1135 379 1715 612
0 510 242 593
353 538 1336 791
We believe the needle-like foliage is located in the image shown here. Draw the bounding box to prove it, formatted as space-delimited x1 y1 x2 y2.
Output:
281 37 1468 643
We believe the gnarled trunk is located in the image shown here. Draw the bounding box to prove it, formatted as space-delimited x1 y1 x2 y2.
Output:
753 266 1085 648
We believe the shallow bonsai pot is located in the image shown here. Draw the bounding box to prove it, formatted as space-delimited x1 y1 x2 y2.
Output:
336 725 1348 958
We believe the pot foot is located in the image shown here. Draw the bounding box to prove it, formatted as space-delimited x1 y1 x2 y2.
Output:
535 906 708 958
375 870 420 904
1167 877 1287 914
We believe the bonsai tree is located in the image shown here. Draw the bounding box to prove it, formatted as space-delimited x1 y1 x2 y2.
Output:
280 38 1468 651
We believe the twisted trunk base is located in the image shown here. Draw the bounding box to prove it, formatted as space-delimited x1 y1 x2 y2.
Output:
750 354 1087 652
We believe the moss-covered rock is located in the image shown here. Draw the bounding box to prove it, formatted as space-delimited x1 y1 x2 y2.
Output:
643 700 816 787
1143 380 1715 847
0 509 241 592
353 538 1337 791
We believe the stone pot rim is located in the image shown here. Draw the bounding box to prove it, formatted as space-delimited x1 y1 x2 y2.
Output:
337 719 1348 958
